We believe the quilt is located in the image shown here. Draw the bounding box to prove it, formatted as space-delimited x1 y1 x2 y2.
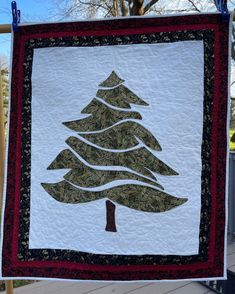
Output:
0 13 230 281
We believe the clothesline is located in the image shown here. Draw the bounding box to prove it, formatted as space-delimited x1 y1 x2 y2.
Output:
0 24 11 33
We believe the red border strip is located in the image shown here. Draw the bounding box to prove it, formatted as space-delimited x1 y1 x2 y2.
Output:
2 14 229 280
21 23 216 40
11 30 25 265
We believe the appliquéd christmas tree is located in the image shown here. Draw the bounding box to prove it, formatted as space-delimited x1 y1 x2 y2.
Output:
42 71 187 232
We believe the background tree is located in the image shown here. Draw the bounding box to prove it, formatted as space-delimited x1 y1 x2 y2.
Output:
0 55 9 132
54 0 219 19
231 97 235 129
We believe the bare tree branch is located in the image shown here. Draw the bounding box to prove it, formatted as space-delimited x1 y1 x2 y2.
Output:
187 0 201 12
53 0 231 21
78 0 109 11
58 0 114 19
144 0 160 14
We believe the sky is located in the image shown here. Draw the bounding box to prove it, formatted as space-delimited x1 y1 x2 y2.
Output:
0 0 53 60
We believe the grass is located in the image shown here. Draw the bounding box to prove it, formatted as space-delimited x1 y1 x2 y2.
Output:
13 280 36 288
0 280 37 291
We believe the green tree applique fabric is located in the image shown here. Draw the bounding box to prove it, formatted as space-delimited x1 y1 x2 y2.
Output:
42 71 187 232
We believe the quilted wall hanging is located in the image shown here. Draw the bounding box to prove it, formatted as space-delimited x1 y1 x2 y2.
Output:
0 13 231 281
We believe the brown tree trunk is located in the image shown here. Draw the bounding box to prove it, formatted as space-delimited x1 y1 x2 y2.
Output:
120 0 128 16
105 200 117 232
113 0 118 17
130 0 144 16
